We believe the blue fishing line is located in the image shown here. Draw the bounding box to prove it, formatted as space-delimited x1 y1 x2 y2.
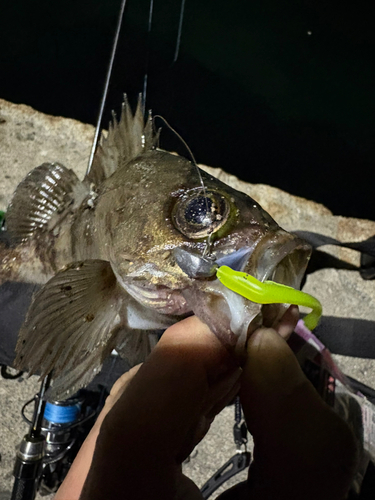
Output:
44 401 81 424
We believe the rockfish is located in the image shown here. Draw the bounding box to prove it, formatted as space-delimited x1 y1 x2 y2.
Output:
0 97 311 399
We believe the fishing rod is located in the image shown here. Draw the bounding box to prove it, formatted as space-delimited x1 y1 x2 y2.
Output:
142 0 154 111
11 374 51 500
86 0 128 176
86 0 187 177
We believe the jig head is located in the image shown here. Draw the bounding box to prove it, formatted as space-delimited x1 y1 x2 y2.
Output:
216 265 322 331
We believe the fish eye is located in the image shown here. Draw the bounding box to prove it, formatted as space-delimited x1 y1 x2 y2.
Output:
173 189 230 239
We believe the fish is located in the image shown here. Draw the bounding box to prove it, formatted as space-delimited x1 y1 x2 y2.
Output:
0 96 311 399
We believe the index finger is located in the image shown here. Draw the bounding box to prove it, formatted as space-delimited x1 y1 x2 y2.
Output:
155 315 238 383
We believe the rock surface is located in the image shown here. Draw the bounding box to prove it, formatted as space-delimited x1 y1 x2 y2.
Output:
0 99 93 212
0 99 374 497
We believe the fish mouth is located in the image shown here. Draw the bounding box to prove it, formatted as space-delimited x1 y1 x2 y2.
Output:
245 234 312 335
248 233 311 287
120 279 191 316
177 231 311 353
120 231 311 353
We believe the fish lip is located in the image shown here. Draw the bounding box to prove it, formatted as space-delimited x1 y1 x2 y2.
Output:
247 232 312 287
120 280 190 315
215 246 253 271
173 231 311 289
172 246 254 278
245 232 312 333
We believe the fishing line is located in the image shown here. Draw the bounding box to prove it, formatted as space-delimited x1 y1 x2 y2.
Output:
173 0 186 63
44 401 81 424
153 114 214 257
142 0 155 113
153 115 198 165
86 0 187 172
143 0 186 110
86 0 128 177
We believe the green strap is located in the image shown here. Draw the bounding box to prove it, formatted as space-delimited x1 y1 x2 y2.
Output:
216 265 322 330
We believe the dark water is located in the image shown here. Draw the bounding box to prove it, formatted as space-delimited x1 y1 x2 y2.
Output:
1 0 374 221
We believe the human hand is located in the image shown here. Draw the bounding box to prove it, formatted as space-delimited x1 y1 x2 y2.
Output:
94 363 142 428
78 315 357 500
219 327 358 500
90 304 299 465
80 316 242 500
54 365 143 500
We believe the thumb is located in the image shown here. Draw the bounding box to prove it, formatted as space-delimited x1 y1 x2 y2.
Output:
240 327 358 500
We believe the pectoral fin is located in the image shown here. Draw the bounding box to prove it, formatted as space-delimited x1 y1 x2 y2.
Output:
14 260 124 400
115 329 159 366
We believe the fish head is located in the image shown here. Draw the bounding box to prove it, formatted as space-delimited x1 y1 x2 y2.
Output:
95 149 311 353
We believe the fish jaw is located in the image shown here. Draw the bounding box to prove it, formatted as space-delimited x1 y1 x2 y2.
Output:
245 230 311 287
179 229 311 355
112 263 191 316
182 281 260 352
108 228 311 357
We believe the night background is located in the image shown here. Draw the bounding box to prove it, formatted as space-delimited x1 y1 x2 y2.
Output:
0 0 374 221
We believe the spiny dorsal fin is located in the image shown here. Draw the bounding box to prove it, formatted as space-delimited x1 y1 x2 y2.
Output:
86 94 157 187
6 162 89 245
14 260 124 400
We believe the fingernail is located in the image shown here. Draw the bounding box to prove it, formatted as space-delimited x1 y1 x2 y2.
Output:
248 327 267 349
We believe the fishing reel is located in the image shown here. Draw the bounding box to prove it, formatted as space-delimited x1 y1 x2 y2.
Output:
9 367 250 500
11 381 104 499
38 394 99 495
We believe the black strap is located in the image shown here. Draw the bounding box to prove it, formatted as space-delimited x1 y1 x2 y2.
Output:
200 452 251 499
290 230 375 360
294 231 375 257
199 398 250 499
233 397 248 450
314 316 375 359
1 364 23 379
293 231 375 280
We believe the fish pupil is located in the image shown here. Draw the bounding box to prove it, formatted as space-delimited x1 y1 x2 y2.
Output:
185 196 214 226
172 189 230 239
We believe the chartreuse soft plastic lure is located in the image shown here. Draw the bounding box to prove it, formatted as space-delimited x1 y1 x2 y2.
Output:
216 265 322 331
